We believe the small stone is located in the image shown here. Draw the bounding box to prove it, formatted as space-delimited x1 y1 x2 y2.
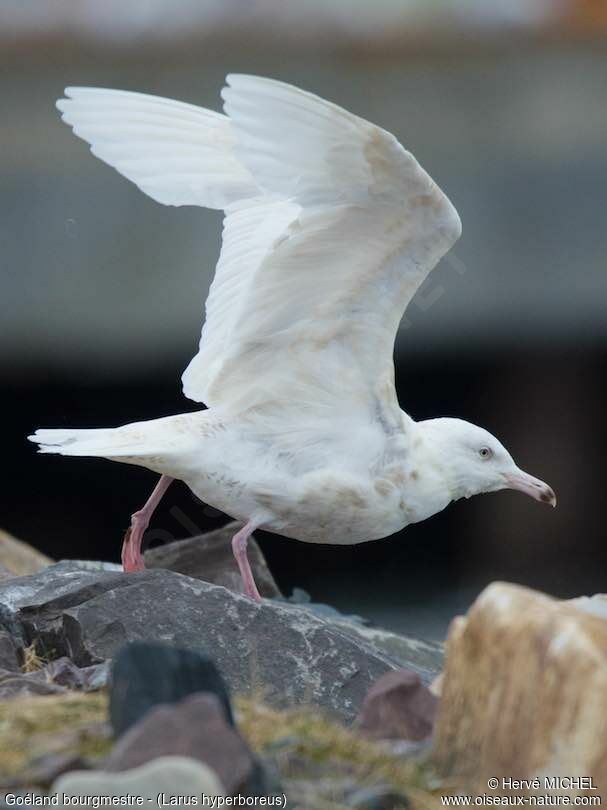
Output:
105 694 256 796
45 657 87 688
109 641 233 738
54 755 224 805
144 522 281 598
81 660 111 691
355 668 437 741
0 668 66 698
347 785 409 809
42 657 109 691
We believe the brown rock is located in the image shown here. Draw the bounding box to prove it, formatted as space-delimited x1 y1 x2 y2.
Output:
433 582 607 796
104 693 255 794
144 522 281 598
0 529 52 577
355 668 437 741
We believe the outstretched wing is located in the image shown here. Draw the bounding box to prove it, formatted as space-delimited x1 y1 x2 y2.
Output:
182 75 461 416
58 78 461 421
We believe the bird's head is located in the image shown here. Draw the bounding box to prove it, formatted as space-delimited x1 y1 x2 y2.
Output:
419 417 556 507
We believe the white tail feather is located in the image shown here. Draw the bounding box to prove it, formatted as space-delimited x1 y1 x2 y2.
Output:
28 413 210 479
29 427 139 457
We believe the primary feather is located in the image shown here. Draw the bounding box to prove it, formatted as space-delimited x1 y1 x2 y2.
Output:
57 86 258 208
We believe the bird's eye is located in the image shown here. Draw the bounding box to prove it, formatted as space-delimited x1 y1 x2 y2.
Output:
479 447 493 460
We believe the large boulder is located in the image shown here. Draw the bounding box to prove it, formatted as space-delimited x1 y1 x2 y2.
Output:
0 529 52 577
0 562 440 720
433 582 607 796
329 620 443 675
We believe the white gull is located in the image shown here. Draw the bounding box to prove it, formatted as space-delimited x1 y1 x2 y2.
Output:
28 75 556 600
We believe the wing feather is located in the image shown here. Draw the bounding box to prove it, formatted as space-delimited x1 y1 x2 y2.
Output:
182 196 299 402
57 87 258 208
57 78 462 419
184 75 461 413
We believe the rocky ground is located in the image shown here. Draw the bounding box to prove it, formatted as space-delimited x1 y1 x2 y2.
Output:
1 525 606 807
0 526 443 808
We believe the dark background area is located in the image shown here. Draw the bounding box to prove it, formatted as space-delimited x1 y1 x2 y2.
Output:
2 2 606 638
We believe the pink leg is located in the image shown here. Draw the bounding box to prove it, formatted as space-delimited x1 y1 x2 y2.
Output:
122 475 174 572
231 522 262 602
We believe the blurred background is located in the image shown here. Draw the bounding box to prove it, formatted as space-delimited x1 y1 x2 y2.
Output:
1 0 606 639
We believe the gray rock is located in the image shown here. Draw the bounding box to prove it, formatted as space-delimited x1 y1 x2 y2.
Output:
0 628 20 672
0 561 128 616
0 566 411 720
0 657 109 700
287 588 369 625
285 588 443 673
45 656 88 688
67 574 409 720
0 667 66 698
0 565 15 583
0 563 440 720
347 785 409 809
57 559 122 573
144 522 281 598
45 657 110 692
0 602 27 651
109 642 233 737
331 622 443 674
80 660 111 691
54 756 225 805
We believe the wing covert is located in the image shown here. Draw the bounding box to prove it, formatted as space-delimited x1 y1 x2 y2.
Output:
183 75 461 415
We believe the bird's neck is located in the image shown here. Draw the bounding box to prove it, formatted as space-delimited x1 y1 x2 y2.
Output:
413 419 470 503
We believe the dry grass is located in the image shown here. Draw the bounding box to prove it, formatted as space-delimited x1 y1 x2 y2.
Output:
20 642 46 673
236 696 442 809
0 691 110 780
0 690 444 807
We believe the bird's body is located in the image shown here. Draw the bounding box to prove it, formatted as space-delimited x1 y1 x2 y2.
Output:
29 75 555 598
35 406 448 546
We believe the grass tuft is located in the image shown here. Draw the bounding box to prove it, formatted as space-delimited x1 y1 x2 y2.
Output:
235 696 442 808
20 642 46 673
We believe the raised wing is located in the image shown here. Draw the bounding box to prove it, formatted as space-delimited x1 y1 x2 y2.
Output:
182 75 461 415
57 87 258 208
57 78 461 421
